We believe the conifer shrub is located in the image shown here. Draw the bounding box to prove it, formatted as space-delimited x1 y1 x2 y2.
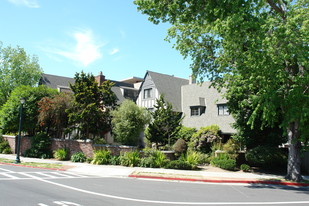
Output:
173 138 187 156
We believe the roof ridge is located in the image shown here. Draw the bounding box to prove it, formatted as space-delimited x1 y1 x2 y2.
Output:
147 70 189 81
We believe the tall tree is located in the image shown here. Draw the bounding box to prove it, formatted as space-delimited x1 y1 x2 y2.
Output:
68 72 117 140
0 85 57 136
146 95 183 147
0 42 42 107
111 100 151 146
135 0 308 181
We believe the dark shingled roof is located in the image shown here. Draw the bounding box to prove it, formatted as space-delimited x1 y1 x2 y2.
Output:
147 71 189 112
40 74 75 89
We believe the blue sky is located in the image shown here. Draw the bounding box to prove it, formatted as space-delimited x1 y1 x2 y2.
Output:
0 0 193 81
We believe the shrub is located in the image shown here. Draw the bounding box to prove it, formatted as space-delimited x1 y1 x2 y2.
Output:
120 151 140 167
110 155 120 165
86 157 93 163
222 138 241 159
111 100 151 146
176 126 196 141
0 136 12 154
240 164 251 172
188 125 222 153
54 148 70 160
181 151 199 169
211 153 236 171
165 160 193 170
93 137 107 145
245 146 287 168
91 150 111 165
140 149 168 168
173 138 187 156
24 132 52 159
71 152 87 163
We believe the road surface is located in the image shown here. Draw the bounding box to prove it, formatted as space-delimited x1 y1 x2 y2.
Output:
0 164 308 206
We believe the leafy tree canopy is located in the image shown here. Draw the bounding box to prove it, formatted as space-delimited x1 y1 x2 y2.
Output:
111 100 151 146
0 85 58 136
135 0 308 181
38 93 73 138
0 42 42 107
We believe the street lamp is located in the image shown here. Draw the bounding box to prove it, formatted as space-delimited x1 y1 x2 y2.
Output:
15 97 25 164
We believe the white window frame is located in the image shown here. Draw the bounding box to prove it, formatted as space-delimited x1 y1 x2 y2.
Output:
143 88 152 99
218 104 229 116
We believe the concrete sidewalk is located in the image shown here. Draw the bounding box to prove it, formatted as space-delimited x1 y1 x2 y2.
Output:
1 154 308 186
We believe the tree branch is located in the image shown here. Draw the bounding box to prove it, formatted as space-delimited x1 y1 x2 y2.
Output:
266 0 286 20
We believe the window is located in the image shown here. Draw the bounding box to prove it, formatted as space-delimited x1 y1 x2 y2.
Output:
124 89 137 100
218 104 229 116
190 106 206 116
143 88 152 99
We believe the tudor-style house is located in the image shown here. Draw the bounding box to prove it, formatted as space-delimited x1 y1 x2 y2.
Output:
136 70 235 138
136 71 189 112
39 72 143 104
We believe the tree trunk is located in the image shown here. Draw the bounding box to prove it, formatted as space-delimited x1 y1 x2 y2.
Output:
285 121 303 182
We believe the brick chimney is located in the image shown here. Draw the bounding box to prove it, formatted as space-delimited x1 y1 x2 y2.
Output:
95 71 105 86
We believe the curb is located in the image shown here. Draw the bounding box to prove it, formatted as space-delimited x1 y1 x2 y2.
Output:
128 174 309 187
0 162 66 171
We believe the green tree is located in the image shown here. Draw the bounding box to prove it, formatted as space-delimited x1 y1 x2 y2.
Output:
111 100 151 146
146 95 183 147
135 0 308 182
68 71 117 140
38 93 73 138
0 42 42 107
0 85 57 136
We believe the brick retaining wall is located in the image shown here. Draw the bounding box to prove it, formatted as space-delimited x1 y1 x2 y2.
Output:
3 135 137 158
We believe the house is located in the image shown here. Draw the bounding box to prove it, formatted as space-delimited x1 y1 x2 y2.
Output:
39 72 143 104
136 70 235 138
181 81 236 137
136 71 189 112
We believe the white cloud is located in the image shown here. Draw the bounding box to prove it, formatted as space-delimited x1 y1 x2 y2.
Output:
109 48 119 55
52 30 103 67
8 0 40 8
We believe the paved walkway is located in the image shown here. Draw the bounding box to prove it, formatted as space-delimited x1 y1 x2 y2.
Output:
1 154 308 186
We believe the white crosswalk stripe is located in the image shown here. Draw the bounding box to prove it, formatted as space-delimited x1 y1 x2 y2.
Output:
0 170 89 180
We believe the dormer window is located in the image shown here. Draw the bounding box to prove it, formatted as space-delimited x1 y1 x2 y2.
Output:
190 106 206 116
143 88 152 99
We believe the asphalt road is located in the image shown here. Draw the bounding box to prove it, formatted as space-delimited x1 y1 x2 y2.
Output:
1 164 309 206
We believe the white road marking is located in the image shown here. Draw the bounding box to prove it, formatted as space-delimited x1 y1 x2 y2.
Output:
28 175 309 205
1 173 20 179
0 168 14 172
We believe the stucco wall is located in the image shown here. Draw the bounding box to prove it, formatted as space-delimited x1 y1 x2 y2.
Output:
181 82 236 134
136 73 159 110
